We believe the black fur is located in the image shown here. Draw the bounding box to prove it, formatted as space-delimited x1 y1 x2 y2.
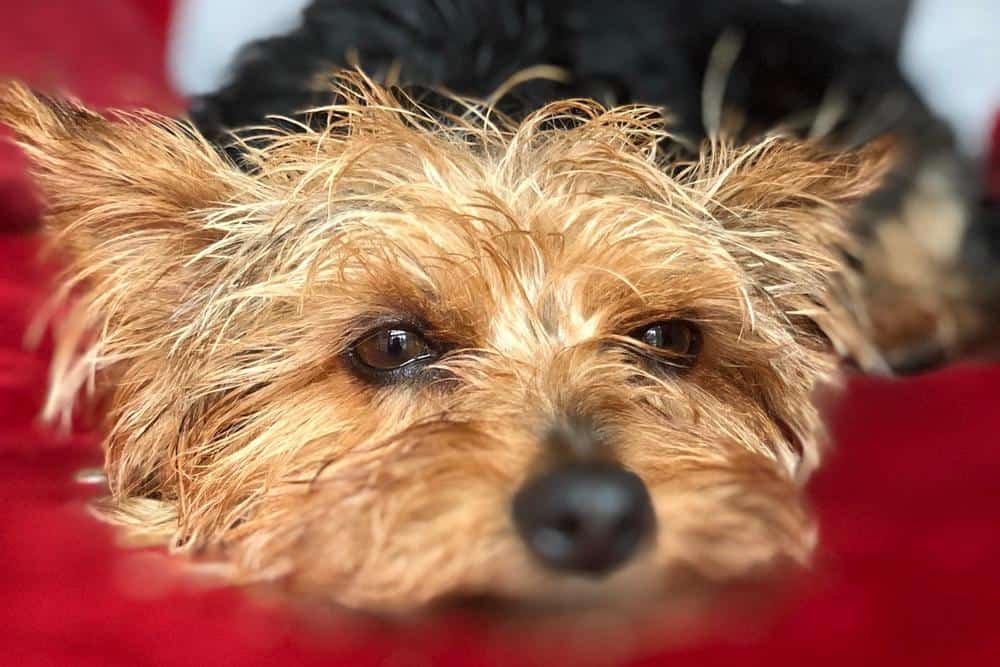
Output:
192 0 941 151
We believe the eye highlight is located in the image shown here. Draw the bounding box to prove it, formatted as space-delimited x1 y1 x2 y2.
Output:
627 319 701 370
351 327 435 377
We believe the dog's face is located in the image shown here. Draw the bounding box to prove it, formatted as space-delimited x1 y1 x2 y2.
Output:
1 78 888 611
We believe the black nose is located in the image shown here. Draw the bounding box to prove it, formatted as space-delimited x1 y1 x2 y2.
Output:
512 462 655 575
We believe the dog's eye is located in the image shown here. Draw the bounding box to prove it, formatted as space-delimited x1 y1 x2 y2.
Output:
628 320 701 369
353 328 433 371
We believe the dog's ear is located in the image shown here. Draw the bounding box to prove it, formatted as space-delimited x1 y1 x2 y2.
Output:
1 84 250 423
691 137 896 371
0 82 237 267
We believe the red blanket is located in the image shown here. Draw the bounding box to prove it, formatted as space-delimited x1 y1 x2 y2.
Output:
2 3 998 665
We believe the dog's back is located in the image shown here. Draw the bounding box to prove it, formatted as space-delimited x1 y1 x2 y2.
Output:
191 0 933 147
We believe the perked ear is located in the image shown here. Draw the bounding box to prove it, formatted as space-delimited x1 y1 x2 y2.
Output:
0 83 245 422
689 136 896 371
0 82 236 264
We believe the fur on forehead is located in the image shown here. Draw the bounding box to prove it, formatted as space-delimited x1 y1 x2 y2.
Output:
0 73 891 415
0 74 900 609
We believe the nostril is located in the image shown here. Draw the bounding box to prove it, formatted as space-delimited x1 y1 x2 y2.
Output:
552 513 582 537
512 462 655 576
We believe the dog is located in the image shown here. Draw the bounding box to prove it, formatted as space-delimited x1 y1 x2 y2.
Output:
1 0 995 613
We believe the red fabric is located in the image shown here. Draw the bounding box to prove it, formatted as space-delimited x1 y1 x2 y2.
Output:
2 3 999 665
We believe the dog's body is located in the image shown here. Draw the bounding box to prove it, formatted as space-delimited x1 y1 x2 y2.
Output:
1 1 996 613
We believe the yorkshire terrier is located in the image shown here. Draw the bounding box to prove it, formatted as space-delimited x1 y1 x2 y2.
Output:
2 0 996 613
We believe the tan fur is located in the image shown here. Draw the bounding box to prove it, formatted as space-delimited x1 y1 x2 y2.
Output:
1 73 891 612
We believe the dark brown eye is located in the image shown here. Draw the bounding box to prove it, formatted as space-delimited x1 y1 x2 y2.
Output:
629 320 701 369
353 328 433 371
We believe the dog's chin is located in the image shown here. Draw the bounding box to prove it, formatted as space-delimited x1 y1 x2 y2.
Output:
233 546 803 664
423 547 808 622
357 574 693 664
295 554 659 621
469 560 661 612
404 559 716 619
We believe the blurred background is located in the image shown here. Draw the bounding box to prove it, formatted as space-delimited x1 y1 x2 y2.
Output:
169 0 1000 157
0 2 998 666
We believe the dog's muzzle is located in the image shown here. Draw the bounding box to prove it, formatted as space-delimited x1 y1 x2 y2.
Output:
512 461 655 576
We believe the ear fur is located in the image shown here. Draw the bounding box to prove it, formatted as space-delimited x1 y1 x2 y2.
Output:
689 136 896 370
1 83 245 423
0 82 235 261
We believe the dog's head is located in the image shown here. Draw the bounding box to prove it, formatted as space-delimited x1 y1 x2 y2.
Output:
1 75 889 611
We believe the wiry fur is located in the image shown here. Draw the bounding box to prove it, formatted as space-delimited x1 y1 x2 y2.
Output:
192 0 998 375
1 74 891 611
